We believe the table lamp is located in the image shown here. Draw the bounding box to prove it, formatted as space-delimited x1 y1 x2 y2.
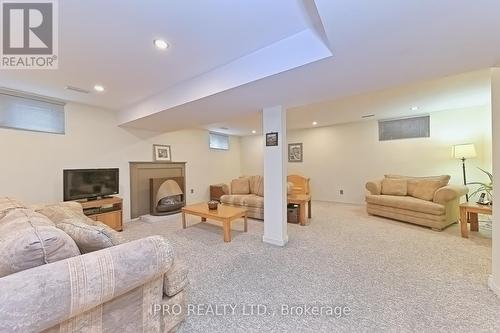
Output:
453 143 476 202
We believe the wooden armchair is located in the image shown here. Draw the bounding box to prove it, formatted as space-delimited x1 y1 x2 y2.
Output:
287 174 310 195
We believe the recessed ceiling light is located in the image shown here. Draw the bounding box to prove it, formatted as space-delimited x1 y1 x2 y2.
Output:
93 85 105 92
312 121 318 126
252 130 256 134
410 106 419 111
154 39 169 50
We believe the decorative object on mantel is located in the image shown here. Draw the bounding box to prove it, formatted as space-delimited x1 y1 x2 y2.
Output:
452 143 476 202
288 143 303 162
266 132 278 146
208 200 219 210
467 167 493 205
153 144 172 162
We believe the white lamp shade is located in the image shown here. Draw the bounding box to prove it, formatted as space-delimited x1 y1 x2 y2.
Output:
453 144 477 159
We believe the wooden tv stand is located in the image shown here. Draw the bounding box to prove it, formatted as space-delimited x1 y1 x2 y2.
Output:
78 197 123 231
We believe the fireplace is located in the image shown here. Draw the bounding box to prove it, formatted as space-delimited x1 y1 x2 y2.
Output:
129 162 186 219
150 177 185 216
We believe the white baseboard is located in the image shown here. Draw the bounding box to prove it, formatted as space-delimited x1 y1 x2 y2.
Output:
262 235 288 247
488 275 500 297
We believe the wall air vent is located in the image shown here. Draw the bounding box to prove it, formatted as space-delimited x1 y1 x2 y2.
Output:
65 86 90 94
378 115 430 141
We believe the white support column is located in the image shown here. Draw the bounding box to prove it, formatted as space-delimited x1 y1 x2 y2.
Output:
262 105 288 246
489 68 500 296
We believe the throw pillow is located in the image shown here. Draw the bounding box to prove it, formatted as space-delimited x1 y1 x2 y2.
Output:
249 176 264 196
0 209 80 277
412 180 445 201
385 175 450 196
56 216 123 253
381 179 408 196
31 201 85 223
231 178 250 194
0 197 26 219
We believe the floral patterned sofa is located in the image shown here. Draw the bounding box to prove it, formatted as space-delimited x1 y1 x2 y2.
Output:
0 198 188 332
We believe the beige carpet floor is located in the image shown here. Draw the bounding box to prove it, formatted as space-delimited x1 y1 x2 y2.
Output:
122 201 500 332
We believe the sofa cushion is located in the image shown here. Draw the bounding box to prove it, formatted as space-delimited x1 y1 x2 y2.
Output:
220 194 264 208
0 197 26 219
56 216 123 253
30 201 85 222
381 179 407 196
249 175 264 196
365 194 445 216
366 204 451 230
384 175 450 196
367 203 447 223
412 180 445 201
0 209 80 277
231 178 250 194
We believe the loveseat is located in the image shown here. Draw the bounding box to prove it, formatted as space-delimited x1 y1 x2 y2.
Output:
0 198 188 332
220 175 264 219
365 175 468 230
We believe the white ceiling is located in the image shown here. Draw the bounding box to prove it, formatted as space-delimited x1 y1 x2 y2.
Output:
0 0 310 109
1 0 500 133
202 69 491 135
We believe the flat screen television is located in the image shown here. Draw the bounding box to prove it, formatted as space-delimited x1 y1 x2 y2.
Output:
63 168 119 201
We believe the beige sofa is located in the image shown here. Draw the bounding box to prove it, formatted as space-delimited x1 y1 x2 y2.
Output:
365 175 468 230
0 198 188 332
220 175 264 219
219 175 310 220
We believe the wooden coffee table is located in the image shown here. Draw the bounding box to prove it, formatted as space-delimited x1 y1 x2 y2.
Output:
181 203 247 242
459 202 492 238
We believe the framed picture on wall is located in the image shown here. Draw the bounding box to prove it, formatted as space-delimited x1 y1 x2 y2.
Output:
153 144 172 162
288 143 303 162
266 132 278 146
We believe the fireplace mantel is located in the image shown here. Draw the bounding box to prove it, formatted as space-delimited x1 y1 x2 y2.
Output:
129 162 186 219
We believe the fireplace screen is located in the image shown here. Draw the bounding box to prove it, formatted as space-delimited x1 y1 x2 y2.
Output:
150 178 185 216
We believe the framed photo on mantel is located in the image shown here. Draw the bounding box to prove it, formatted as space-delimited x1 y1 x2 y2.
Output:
266 132 278 146
153 144 172 162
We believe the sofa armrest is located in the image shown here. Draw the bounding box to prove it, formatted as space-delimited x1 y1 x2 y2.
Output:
433 185 469 204
0 236 174 333
164 260 189 297
366 179 383 195
222 183 230 195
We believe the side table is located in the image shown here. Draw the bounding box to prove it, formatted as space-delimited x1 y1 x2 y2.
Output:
459 202 492 238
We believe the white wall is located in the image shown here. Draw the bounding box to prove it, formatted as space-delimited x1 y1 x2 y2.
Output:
490 68 500 296
0 103 241 220
240 134 264 175
240 106 492 204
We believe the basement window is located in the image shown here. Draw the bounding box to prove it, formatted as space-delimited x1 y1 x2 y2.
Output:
209 132 229 150
0 89 65 134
